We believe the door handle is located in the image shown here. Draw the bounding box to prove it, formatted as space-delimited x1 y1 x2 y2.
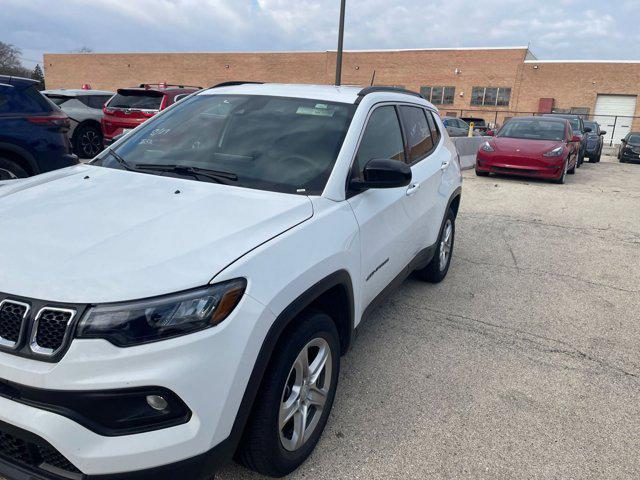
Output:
440 160 450 171
406 183 420 196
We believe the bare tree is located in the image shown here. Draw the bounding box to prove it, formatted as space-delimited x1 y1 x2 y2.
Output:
0 41 31 77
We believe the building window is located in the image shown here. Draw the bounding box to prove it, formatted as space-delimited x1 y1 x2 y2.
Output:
420 86 455 105
471 87 511 107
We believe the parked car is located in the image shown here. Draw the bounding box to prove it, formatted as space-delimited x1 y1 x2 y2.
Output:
442 116 481 137
0 83 461 480
618 132 640 163
43 88 114 158
0 75 78 180
542 114 591 166
101 83 201 146
582 120 606 163
476 116 579 184
460 117 498 136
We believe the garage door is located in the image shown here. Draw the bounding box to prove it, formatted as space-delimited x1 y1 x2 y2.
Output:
593 95 637 145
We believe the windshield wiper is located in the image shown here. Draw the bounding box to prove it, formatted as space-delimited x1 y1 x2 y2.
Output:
134 163 238 184
107 148 135 171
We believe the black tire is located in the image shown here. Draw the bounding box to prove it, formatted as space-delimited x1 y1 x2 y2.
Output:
73 123 103 159
475 169 489 177
236 311 340 477
0 156 28 180
568 156 576 174
553 159 567 184
414 208 455 283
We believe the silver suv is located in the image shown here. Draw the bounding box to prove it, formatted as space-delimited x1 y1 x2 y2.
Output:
43 89 114 158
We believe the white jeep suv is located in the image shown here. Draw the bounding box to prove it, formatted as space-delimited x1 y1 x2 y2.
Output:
0 83 461 480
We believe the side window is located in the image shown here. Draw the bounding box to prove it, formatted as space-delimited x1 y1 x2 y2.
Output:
425 110 441 146
398 105 434 163
354 106 405 175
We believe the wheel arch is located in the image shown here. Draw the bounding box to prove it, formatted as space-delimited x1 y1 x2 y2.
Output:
228 270 355 459
0 142 39 176
447 186 462 218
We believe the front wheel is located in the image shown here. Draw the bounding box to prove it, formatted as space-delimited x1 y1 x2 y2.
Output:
414 209 455 283
236 311 340 477
553 159 568 184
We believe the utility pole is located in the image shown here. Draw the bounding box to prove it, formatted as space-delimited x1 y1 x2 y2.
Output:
335 0 346 86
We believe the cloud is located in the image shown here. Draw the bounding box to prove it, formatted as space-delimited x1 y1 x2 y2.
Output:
1 0 639 67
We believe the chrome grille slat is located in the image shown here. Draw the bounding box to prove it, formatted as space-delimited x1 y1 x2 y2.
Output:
30 307 76 356
0 300 30 349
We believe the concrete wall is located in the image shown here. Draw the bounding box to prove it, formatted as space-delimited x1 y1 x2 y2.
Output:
451 136 486 170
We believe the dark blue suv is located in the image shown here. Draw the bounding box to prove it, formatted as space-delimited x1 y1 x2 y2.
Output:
0 75 78 180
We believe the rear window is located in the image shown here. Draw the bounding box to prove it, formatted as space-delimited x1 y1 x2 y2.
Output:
46 95 71 106
0 86 53 114
107 91 163 110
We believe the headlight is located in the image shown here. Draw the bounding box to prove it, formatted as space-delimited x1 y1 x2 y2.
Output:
480 141 494 152
543 146 564 157
76 279 246 347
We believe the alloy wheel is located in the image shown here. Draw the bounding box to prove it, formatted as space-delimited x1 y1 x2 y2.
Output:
279 337 333 452
80 129 102 157
439 219 453 271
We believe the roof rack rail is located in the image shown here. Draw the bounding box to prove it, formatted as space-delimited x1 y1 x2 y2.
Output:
355 86 424 104
138 83 202 89
210 81 264 89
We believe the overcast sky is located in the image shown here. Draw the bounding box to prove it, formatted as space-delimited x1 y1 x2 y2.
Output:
3 0 640 68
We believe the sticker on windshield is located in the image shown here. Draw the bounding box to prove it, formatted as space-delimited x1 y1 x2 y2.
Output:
296 104 336 117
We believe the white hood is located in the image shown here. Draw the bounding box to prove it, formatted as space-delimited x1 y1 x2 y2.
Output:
0 165 313 303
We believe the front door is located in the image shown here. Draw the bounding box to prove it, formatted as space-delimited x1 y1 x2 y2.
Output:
348 105 415 310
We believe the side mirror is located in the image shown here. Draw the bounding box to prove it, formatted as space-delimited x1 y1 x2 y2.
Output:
600 130 607 135
621 138 627 143
571 135 581 143
350 158 412 191
486 130 495 137
583 127 592 133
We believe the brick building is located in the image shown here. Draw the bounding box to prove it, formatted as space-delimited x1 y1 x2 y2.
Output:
43 46 640 144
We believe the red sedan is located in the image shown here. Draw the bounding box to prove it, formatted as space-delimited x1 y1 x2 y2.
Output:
475 116 580 184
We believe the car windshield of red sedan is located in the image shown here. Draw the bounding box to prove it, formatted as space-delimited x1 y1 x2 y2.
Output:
498 120 565 141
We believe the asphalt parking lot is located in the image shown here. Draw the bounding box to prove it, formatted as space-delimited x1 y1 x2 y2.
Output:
220 155 640 479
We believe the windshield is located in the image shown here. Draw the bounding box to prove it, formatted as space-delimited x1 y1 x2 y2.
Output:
107 92 163 110
498 119 566 141
93 94 355 195
628 134 640 144
584 121 598 132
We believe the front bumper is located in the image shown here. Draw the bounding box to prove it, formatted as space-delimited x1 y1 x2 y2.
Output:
0 293 273 478
620 150 640 162
476 153 565 179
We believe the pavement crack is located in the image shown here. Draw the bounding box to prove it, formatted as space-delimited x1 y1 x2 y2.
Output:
456 256 640 294
405 304 639 381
